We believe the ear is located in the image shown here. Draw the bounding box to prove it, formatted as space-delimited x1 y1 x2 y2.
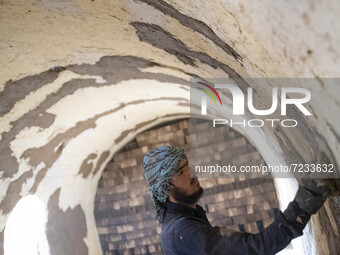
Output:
168 188 173 197
168 182 175 196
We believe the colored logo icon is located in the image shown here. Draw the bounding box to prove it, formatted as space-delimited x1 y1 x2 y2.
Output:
195 82 222 106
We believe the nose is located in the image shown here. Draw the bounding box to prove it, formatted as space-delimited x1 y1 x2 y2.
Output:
190 174 197 179
190 164 196 177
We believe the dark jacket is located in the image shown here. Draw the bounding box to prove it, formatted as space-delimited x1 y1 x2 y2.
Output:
161 201 310 255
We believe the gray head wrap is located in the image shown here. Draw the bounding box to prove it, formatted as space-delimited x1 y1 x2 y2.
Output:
143 146 186 224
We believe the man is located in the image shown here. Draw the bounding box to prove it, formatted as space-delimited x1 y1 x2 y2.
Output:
143 146 338 255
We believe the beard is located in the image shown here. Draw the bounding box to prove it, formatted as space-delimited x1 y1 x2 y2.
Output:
172 184 204 205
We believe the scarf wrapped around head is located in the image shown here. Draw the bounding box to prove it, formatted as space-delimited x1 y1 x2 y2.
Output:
143 146 186 224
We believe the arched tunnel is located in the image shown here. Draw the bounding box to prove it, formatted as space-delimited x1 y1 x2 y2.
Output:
1 1 340 255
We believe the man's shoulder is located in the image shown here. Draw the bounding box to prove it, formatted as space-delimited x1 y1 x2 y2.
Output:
162 214 187 233
162 213 210 237
160 214 210 253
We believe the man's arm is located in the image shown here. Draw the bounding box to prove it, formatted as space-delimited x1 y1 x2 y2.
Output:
174 201 309 255
174 178 338 255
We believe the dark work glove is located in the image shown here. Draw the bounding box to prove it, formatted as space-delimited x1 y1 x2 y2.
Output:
293 178 338 215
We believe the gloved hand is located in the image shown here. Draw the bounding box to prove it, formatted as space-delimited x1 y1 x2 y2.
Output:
293 178 338 215
294 151 339 215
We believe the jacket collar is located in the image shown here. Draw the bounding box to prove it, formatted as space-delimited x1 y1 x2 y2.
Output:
165 200 207 219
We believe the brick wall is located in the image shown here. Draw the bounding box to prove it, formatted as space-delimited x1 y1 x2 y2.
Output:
94 119 279 255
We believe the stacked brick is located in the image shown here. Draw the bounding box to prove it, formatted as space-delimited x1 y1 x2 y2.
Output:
94 119 279 255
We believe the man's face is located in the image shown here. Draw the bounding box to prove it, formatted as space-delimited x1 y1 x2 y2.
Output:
169 157 204 205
